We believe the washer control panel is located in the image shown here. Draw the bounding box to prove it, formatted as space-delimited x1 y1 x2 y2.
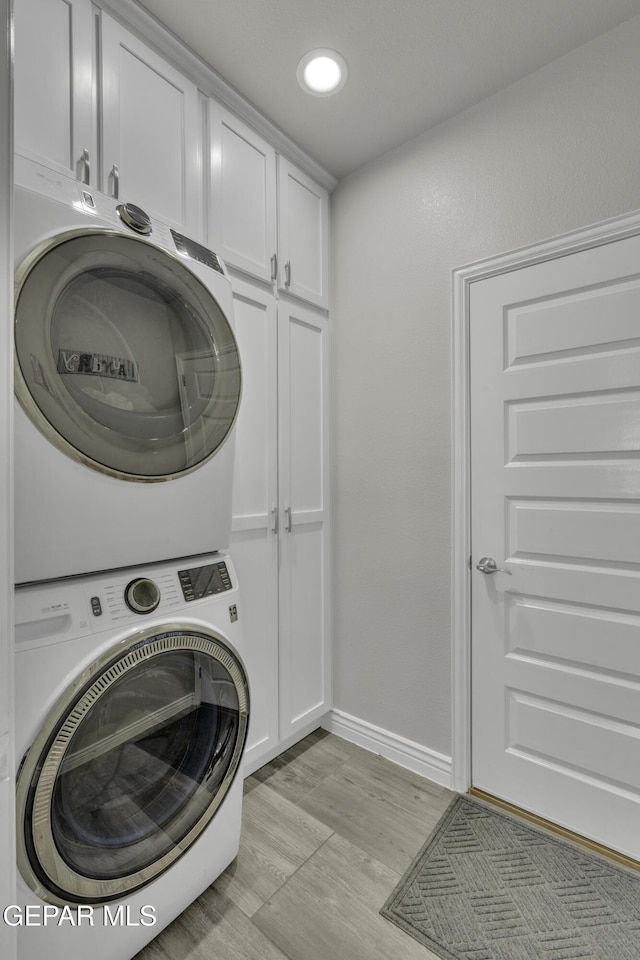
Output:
178 560 232 601
14 554 237 648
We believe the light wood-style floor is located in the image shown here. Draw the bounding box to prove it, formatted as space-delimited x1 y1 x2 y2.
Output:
135 729 455 960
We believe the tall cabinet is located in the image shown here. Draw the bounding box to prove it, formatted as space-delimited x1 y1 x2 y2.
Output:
276 299 330 746
205 99 331 772
13 0 333 776
229 286 331 775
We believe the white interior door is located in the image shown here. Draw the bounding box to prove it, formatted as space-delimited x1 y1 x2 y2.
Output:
470 231 640 859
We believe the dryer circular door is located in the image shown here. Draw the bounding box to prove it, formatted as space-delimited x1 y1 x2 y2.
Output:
14 229 242 480
16 626 250 905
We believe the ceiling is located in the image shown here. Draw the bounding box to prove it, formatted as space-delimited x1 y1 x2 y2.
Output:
136 0 640 180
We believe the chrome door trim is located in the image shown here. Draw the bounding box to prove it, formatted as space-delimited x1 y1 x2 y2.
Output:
14 226 242 482
16 623 249 905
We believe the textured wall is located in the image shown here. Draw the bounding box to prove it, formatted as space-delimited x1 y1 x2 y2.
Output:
330 14 640 757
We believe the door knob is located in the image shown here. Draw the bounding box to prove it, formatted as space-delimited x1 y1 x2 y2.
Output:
476 557 511 575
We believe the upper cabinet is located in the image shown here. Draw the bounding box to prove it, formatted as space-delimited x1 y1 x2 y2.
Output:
14 0 202 236
14 0 331 293
14 0 93 182
100 12 202 236
207 103 329 309
278 157 329 310
208 101 277 285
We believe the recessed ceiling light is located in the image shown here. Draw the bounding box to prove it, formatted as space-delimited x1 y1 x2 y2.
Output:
297 49 348 97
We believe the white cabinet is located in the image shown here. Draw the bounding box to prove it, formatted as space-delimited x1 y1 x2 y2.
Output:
100 12 202 234
14 1 202 235
14 0 93 181
15 3 329 284
208 101 277 284
229 279 331 773
278 157 330 310
206 102 329 307
228 278 280 771
277 298 331 740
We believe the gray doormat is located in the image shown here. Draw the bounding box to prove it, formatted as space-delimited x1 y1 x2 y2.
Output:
381 795 640 959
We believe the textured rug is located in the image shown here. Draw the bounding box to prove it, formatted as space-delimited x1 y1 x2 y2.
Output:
381 795 640 959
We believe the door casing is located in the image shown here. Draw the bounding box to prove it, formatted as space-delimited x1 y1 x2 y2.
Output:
451 207 640 794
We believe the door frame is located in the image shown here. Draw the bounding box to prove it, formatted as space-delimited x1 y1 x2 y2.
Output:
450 207 640 795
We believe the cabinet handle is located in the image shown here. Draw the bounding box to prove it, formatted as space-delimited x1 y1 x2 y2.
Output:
284 260 291 287
109 163 119 199
80 148 90 185
270 254 278 282
284 506 292 533
271 506 279 535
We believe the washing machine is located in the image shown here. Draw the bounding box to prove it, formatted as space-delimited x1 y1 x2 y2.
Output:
13 551 249 960
13 155 242 584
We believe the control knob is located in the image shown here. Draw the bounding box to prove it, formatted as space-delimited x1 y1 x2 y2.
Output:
116 202 152 235
124 577 161 614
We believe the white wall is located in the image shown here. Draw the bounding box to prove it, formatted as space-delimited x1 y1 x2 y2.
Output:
331 14 640 761
0 0 15 955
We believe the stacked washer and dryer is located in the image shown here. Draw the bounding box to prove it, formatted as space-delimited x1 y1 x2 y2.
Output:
12 156 249 960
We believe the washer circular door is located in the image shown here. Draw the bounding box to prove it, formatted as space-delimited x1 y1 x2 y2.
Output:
14 229 242 480
16 626 250 905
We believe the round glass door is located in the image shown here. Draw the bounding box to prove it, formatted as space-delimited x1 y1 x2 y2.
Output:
16 627 249 905
14 229 242 480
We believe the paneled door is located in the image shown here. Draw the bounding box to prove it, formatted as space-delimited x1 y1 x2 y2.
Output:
14 0 93 181
277 158 329 309
228 278 279 772
100 11 201 235
278 299 331 739
470 231 640 859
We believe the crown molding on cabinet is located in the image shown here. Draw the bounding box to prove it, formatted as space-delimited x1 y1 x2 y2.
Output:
100 0 338 192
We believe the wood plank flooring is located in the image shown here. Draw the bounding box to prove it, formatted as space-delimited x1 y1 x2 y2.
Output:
135 729 455 960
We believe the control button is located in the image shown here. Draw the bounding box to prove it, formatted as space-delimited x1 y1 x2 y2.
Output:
124 577 161 614
116 202 152 235
90 596 102 617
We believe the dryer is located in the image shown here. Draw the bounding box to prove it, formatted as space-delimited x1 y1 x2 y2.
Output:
13 551 249 960
14 156 242 584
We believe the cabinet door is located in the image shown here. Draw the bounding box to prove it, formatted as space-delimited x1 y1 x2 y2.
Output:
228 278 280 773
208 101 277 284
100 12 202 235
14 0 93 181
278 157 329 309
278 299 331 739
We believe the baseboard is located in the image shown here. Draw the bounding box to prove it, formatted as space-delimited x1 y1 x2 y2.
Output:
242 717 327 778
322 709 453 788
